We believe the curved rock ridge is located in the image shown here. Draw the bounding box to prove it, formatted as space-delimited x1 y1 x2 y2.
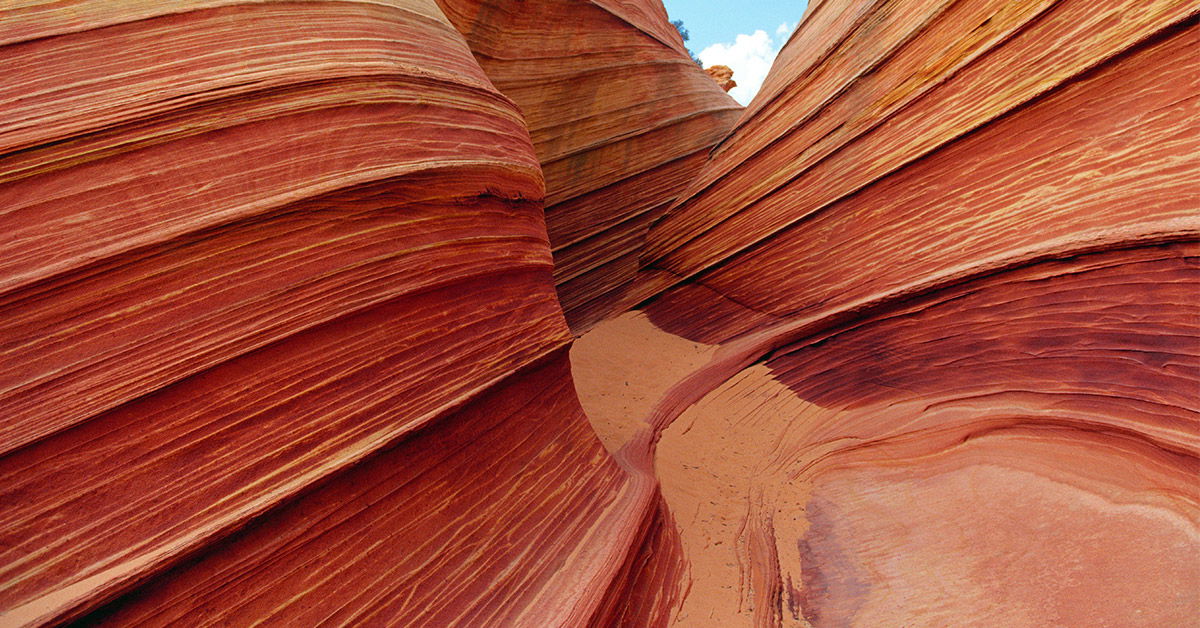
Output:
643 0 1199 280
0 2 648 625
570 0 1198 623
65 353 651 626
434 0 743 331
618 243 1198 626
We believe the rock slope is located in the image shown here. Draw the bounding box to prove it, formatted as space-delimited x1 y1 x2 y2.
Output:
597 0 1199 623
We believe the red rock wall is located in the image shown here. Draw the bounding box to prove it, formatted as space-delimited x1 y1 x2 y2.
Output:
623 0 1199 623
69 353 644 626
0 2 648 625
435 0 742 331
644 0 1197 280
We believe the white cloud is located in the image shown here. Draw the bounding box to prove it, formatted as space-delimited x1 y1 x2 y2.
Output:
699 23 793 106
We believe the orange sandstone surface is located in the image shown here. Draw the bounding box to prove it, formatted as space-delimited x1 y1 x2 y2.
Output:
704 65 737 92
0 0 1196 626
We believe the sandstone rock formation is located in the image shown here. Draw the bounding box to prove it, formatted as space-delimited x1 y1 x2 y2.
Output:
1 0 1196 626
434 0 742 331
704 65 737 92
0 2 646 624
615 0 1200 623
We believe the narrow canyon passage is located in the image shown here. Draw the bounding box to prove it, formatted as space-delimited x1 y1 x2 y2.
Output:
1 0 1196 625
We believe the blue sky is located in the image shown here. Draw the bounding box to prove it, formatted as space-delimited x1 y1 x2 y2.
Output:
662 0 810 105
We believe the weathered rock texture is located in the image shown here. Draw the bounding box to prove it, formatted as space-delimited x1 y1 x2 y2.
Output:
435 0 742 331
598 0 1199 623
704 65 737 92
0 2 650 625
1 0 1197 626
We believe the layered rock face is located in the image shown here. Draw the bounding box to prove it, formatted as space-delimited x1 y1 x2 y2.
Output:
434 0 742 331
0 2 650 625
600 0 1199 623
1 0 1197 627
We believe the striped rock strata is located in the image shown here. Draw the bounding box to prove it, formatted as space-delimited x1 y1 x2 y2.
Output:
573 0 1199 624
435 0 742 331
0 1 656 625
1 0 1197 626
